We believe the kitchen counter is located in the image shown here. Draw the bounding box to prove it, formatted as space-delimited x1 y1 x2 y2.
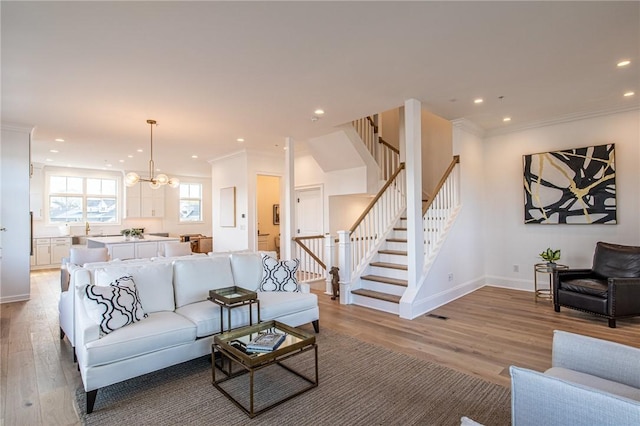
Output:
87 235 179 259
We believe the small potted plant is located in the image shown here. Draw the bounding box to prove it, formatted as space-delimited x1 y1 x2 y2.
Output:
120 228 132 241
130 228 143 240
539 247 561 266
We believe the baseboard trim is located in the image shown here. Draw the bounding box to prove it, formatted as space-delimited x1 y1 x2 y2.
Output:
0 294 31 304
403 277 486 319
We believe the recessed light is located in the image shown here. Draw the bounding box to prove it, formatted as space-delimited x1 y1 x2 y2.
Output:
503 117 511 122
617 60 631 67
624 91 635 97
50 149 59 153
54 138 65 142
474 98 483 104
314 109 325 115
137 149 143 153
45 158 53 162
119 159 125 163
236 138 245 143
128 155 133 158
106 164 112 168
191 155 198 159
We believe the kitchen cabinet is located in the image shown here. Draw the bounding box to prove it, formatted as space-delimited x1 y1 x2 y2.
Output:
111 243 135 260
87 235 178 260
125 184 164 218
31 237 71 269
135 241 158 259
30 164 44 220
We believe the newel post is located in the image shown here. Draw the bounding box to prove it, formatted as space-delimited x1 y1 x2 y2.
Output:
324 234 335 295
338 230 351 305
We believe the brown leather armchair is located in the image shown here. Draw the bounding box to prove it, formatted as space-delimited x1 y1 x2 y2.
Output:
553 241 640 328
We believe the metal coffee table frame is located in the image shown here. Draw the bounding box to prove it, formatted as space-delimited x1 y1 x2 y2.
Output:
212 320 318 418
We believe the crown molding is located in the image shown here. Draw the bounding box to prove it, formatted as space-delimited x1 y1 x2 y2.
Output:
1 122 35 133
485 105 640 137
451 118 486 138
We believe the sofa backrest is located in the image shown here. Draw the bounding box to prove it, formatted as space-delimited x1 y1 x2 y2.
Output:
173 256 235 308
93 262 175 313
230 253 263 291
593 241 640 278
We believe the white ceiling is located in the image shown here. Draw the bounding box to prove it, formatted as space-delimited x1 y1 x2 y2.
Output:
2 1 639 178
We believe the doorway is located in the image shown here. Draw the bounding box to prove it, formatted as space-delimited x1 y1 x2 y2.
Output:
256 175 281 254
295 186 323 237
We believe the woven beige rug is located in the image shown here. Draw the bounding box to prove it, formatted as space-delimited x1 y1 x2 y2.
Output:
76 328 511 425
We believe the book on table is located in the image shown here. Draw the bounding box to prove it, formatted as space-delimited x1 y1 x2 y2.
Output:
246 332 286 352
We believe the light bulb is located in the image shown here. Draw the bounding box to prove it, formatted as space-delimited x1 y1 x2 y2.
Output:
156 173 169 185
125 172 140 187
149 180 161 189
168 178 180 188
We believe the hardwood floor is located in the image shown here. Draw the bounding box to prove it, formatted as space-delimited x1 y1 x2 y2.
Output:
1 270 639 425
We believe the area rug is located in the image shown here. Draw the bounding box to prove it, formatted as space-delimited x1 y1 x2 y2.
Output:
75 328 511 425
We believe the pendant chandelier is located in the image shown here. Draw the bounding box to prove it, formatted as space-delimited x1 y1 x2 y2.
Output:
125 119 179 189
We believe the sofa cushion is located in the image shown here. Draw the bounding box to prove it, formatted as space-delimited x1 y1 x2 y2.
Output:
258 291 317 320
95 262 175 313
82 276 147 336
175 300 258 337
560 278 608 297
173 257 235 308
259 254 300 292
545 367 640 402
230 253 263 291
84 311 196 367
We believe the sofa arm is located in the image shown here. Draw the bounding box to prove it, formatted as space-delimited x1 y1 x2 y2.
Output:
510 366 640 426
609 278 640 316
552 330 640 389
299 282 311 294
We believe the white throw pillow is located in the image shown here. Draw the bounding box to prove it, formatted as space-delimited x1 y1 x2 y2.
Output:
81 276 147 336
259 254 300 292
173 257 235 307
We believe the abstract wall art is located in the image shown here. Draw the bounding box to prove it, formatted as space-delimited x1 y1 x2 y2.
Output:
523 144 616 224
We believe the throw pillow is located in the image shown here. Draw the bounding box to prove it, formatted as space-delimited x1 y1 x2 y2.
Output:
259 254 300 292
82 275 147 336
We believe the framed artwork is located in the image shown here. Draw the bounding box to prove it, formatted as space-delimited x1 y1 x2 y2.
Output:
219 186 236 227
273 204 280 225
523 144 616 224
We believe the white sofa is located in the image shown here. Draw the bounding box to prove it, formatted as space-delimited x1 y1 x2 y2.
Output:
72 252 319 414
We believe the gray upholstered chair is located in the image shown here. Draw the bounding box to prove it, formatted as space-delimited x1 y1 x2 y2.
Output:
510 331 640 425
553 241 640 327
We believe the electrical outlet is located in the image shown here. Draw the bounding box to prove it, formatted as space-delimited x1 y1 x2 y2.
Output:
448 273 453 282
513 264 519 273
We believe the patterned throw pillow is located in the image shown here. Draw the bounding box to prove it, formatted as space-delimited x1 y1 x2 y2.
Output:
82 276 147 336
259 254 300 292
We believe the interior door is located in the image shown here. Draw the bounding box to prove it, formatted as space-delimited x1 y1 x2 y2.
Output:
295 187 322 237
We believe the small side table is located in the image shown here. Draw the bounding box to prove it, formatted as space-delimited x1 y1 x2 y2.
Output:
534 263 568 302
208 286 260 333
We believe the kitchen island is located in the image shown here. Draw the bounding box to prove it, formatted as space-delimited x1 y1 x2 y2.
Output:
86 235 180 260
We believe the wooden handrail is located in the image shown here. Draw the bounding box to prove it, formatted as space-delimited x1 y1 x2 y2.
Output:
366 116 378 133
349 163 406 234
378 137 400 154
293 235 324 241
292 236 326 269
422 155 460 215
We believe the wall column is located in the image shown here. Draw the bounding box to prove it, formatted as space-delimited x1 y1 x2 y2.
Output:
403 99 424 291
283 137 295 259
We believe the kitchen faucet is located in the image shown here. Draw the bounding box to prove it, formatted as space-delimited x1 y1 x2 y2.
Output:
85 221 91 235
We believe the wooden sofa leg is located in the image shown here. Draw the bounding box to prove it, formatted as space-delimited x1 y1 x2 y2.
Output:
86 389 98 414
312 320 319 333
60 327 65 340
608 319 616 328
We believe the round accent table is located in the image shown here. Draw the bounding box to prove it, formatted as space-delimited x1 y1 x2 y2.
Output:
534 263 568 302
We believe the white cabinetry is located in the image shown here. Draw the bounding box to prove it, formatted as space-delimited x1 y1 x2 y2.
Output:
30 164 44 220
126 184 165 218
135 241 158 258
32 237 71 269
111 243 135 260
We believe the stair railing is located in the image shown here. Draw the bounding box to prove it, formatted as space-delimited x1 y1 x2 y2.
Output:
352 115 401 181
293 235 326 283
423 155 461 261
345 163 406 279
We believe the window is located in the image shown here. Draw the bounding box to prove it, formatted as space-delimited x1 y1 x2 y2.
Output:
48 174 119 223
179 183 202 222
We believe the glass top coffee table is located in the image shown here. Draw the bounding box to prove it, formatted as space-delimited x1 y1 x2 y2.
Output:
212 320 318 417
208 286 260 334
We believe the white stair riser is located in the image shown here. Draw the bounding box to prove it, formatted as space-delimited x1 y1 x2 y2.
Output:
369 265 407 280
392 229 407 239
351 295 400 314
386 241 407 251
360 279 406 296
378 253 408 265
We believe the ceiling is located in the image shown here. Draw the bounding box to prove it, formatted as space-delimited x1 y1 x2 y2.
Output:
2 1 638 178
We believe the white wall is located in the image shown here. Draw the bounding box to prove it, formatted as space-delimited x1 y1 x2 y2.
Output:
483 110 640 290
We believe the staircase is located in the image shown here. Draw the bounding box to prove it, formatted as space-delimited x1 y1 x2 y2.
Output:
351 218 408 314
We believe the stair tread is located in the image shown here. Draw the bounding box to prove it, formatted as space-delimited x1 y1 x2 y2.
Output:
370 261 408 270
361 274 408 286
352 289 401 304
393 227 407 231
378 249 407 256
386 238 407 243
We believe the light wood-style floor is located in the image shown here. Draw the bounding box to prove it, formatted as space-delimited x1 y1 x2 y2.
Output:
2 270 639 425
